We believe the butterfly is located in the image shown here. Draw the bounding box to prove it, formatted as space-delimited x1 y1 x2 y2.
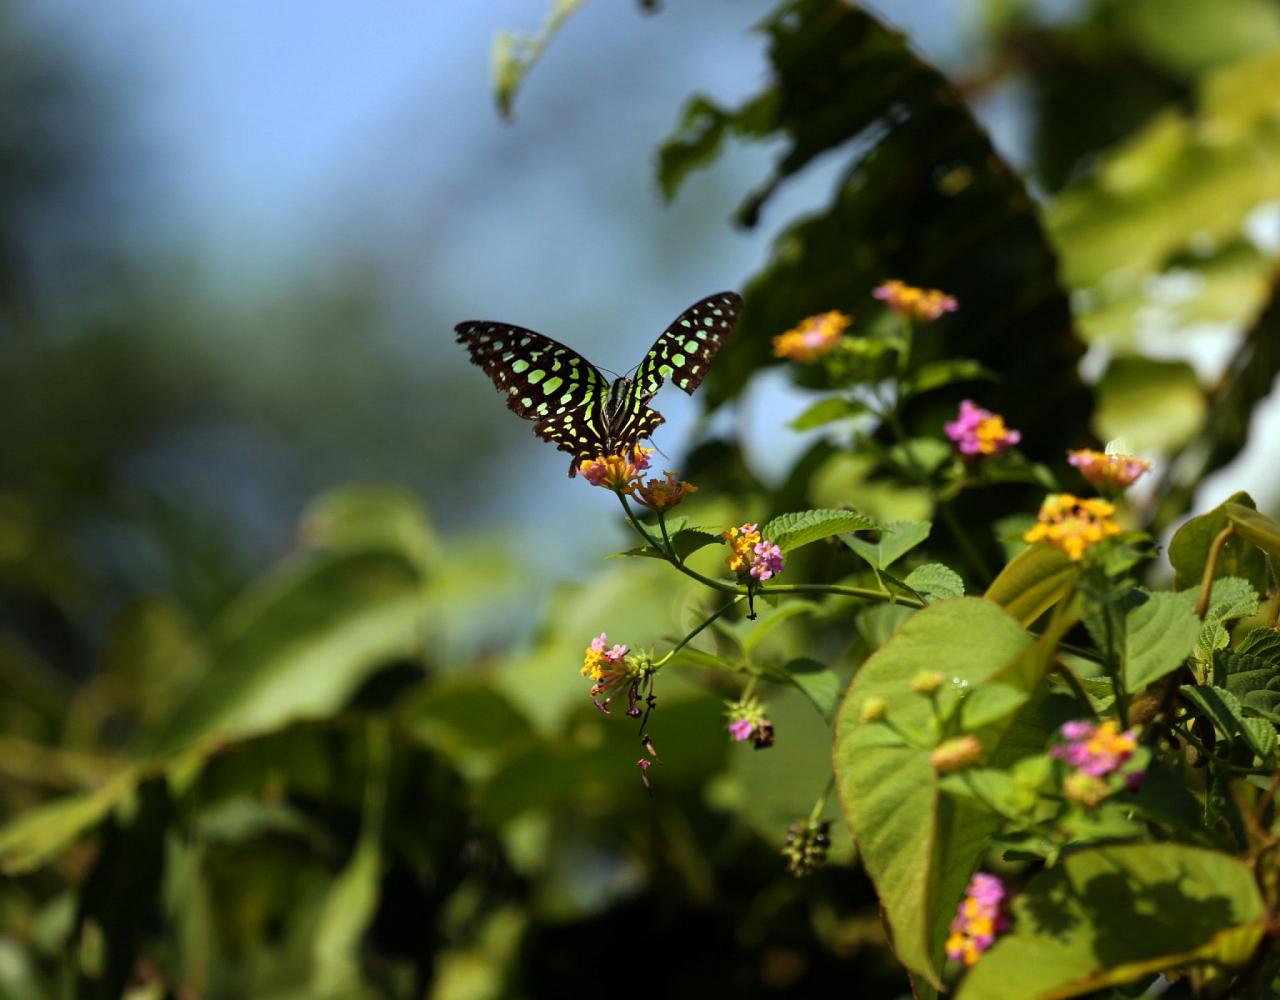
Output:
455 291 742 476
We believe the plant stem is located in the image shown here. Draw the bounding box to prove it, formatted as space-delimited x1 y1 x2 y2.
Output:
807 775 836 826
653 596 746 667
615 492 924 607
883 406 993 586
1195 524 1234 618
1174 722 1272 775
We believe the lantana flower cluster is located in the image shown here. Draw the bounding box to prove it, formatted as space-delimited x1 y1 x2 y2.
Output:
1067 448 1151 496
723 522 784 581
945 872 1010 967
629 470 697 511
726 697 775 749
1051 719 1144 805
1023 494 1121 561
578 445 652 490
580 631 643 715
945 400 1021 458
874 279 958 321
772 310 852 362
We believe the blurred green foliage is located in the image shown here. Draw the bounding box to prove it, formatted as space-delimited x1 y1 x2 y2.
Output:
5 0 1280 996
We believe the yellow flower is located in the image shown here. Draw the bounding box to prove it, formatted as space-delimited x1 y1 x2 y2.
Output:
1024 493 1121 561
577 445 652 491
722 522 763 574
873 279 958 321
772 310 852 362
629 471 698 512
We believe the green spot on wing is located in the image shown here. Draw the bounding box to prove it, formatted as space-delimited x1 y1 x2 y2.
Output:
512 360 529 374
528 370 545 384
542 376 564 395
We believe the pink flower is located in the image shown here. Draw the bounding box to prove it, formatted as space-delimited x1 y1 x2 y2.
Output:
945 872 1010 966
945 400 1020 458
1067 449 1152 495
750 541 784 581
728 718 755 741
1050 719 1137 777
873 280 958 321
581 631 638 715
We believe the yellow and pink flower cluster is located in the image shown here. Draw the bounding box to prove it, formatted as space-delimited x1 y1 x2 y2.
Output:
873 279 958 321
723 522 784 581
945 872 1010 967
771 310 852 362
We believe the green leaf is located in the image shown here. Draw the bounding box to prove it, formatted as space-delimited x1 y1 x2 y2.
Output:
762 508 877 553
1185 575 1262 626
782 658 841 722
657 0 1088 462
985 544 1079 627
490 0 587 120
841 520 931 571
1049 48 1280 344
886 438 953 477
1180 684 1272 756
789 396 868 430
904 563 965 603
721 600 819 661
903 359 995 396
1124 590 1201 691
1093 356 1206 453
1218 644 1280 721
299 485 438 570
0 771 138 875
834 598 1035 987
146 549 426 757
1154 277 1280 528
1244 717 1277 760
956 845 1265 998
310 724 389 998
1237 626 1280 661
1225 502 1280 561
1168 492 1268 591
399 680 535 777
614 528 722 561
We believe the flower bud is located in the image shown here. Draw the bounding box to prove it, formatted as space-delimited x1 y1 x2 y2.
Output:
911 670 946 695
859 696 888 723
931 735 983 774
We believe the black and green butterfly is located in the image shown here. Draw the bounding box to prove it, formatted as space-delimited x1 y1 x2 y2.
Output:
455 291 742 475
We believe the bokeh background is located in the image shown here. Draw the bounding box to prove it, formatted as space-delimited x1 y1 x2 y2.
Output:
5 0 1280 996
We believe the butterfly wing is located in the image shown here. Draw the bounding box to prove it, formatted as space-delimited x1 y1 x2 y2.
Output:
629 291 742 400
455 321 612 468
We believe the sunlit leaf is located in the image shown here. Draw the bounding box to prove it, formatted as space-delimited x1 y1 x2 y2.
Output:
1168 492 1267 591
985 544 1079 627
841 520 931 571
762 508 878 553
957 845 1265 998
834 598 1035 986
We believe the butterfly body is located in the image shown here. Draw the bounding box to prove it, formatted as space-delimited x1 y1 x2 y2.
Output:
456 292 741 475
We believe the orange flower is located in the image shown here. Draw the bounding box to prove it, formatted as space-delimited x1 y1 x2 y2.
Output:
577 445 652 491
873 279 958 321
772 311 852 362
1067 449 1152 495
629 471 697 512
